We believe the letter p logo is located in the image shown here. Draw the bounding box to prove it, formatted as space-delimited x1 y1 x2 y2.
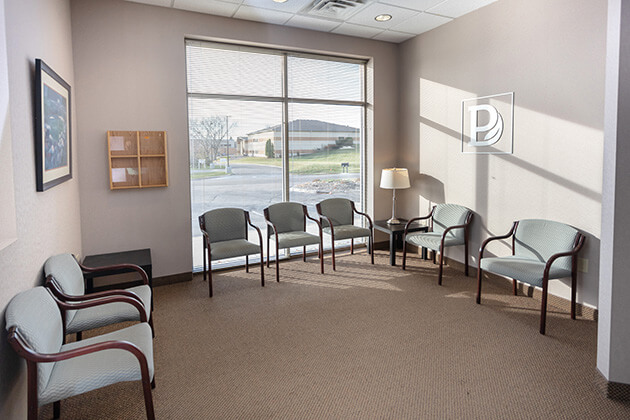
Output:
462 92 514 154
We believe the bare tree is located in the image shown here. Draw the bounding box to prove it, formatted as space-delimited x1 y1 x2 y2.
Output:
189 116 237 164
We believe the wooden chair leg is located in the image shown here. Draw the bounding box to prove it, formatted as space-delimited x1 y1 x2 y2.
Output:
402 239 407 270
351 238 354 254
432 251 436 264
275 242 280 282
260 250 265 287
571 268 577 319
203 240 207 281
370 234 374 264
208 260 213 298
438 245 444 285
53 401 60 419
141 375 156 420
513 279 518 296
476 267 483 304
267 236 270 268
27 361 38 420
540 278 549 335
246 255 249 273
303 246 306 262
464 240 469 276
151 378 156 389
319 242 324 274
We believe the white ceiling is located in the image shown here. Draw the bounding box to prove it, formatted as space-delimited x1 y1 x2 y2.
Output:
125 0 498 43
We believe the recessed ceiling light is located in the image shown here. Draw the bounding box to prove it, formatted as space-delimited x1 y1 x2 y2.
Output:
375 14 392 22
273 0 288 3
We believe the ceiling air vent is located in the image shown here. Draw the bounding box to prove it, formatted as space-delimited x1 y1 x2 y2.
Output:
302 0 372 21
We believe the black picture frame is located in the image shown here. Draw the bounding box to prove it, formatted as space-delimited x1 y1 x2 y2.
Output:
35 58 72 191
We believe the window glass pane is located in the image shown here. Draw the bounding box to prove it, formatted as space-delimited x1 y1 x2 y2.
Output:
189 98 283 270
288 56 363 101
186 42 283 97
288 103 363 249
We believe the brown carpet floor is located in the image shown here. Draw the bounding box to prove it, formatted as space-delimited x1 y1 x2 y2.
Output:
40 250 630 419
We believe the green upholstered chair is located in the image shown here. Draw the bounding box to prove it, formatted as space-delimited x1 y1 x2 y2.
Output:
5 287 155 420
476 219 586 335
402 204 473 285
264 202 324 281
199 208 264 297
316 198 373 270
44 253 153 340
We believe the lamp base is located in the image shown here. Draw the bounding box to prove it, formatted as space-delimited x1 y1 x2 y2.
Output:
387 217 403 225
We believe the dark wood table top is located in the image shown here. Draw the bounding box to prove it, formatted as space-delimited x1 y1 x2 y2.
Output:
374 219 428 234
82 248 152 268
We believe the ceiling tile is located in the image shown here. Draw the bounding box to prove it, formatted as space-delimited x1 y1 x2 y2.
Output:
331 23 383 38
392 12 451 34
126 0 173 7
347 2 419 29
233 5 293 25
376 0 445 12
284 15 341 32
242 0 312 14
372 30 415 43
427 0 498 19
173 0 239 17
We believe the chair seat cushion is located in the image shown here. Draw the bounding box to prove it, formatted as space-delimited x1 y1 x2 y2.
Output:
40 322 154 405
273 231 321 248
405 232 464 250
323 225 371 240
66 285 152 334
480 256 572 287
211 239 261 260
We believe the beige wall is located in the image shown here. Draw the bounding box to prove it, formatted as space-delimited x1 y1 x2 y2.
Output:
398 0 606 307
0 0 81 417
70 0 399 278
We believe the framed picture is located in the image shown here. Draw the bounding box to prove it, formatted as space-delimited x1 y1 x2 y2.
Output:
35 58 71 191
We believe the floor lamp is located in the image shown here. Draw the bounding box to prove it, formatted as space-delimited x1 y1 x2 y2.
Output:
380 168 410 224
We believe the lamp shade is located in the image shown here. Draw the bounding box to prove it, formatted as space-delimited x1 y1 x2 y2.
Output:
380 168 410 189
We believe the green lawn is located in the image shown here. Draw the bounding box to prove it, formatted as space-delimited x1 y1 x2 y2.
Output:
236 148 360 175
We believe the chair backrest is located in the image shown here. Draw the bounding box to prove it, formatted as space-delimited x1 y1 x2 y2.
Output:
265 202 305 235
200 208 247 243
318 198 353 227
514 219 579 270
432 204 471 241
44 253 85 326
5 287 63 395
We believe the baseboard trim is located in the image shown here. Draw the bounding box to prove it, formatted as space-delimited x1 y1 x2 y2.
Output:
595 372 630 400
153 272 193 286
403 245 597 321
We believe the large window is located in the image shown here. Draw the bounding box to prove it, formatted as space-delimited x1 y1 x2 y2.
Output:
186 40 366 270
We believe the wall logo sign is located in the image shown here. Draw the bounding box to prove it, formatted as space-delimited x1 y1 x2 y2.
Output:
461 92 514 154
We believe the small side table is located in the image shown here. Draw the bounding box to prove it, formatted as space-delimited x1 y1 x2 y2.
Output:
82 248 153 306
374 220 429 266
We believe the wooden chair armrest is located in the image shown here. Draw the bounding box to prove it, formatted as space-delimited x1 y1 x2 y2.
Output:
351 203 373 230
478 221 519 260
305 210 322 230
8 326 150 370
50 289 147 323
403 207 436 237
80 262 149 285
245 211 264 246
543 233 586 275
46 275 144 305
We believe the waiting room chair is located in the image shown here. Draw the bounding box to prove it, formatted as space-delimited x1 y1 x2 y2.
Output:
264 202 324 281
476 219 586 335
5 287 155 420
44 253 153 340
402 204 473 285
199 207 264 297
316 198 373 270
